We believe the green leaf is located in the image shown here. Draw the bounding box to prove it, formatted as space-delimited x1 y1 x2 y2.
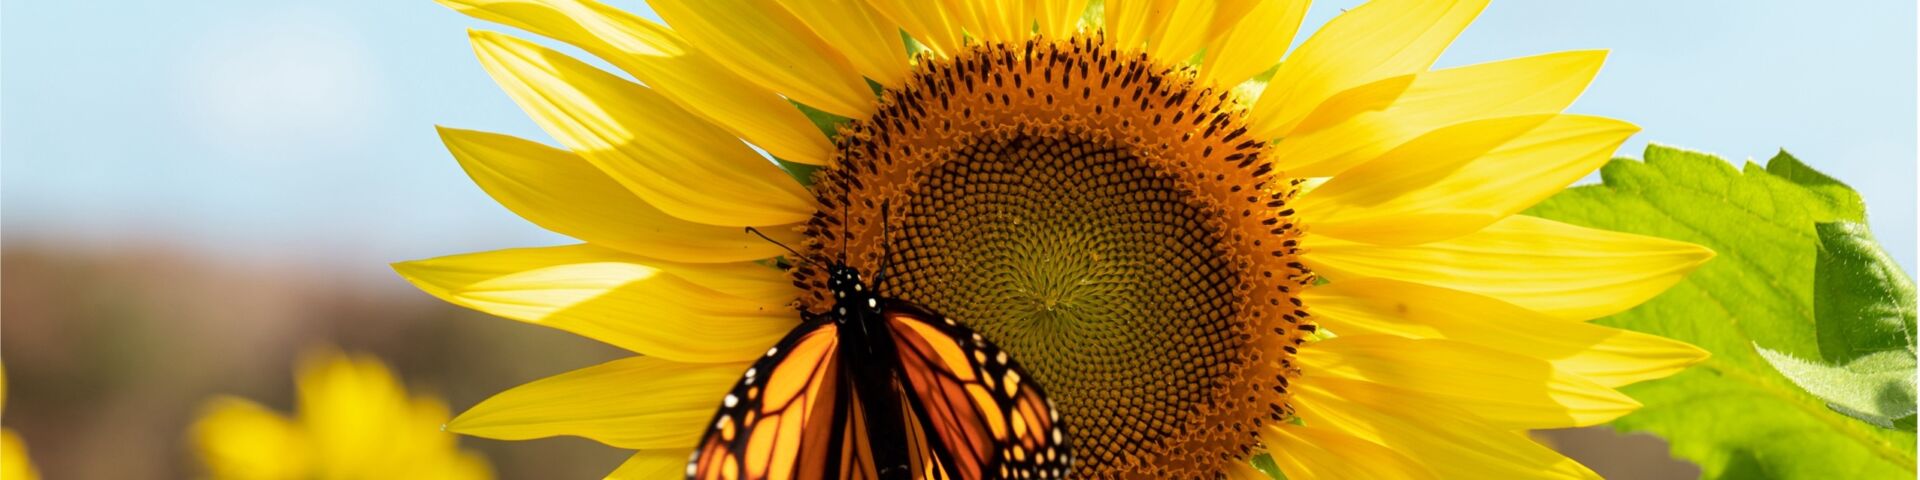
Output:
1525 144 1917 479
901 29 932 60
1765 150 1866 219
1231 64 1280 104
777 100 850 187
773 157 821 187
1757 347 1916 430
1813 221 1917 365
1752 219 1920 430
1249 453 1287 479
791 100 852 140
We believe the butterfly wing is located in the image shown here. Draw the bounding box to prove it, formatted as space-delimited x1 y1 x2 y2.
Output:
883 301 1072 480
895 384 955 480
833 390 882 480
689 318 879 480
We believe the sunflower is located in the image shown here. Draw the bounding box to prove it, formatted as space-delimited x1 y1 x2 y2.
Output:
1 364 37 480
190 349 492 480
404 0 1714 477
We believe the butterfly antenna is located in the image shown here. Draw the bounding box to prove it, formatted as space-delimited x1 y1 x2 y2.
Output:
875 200 893 291
841 191 852 264
744 226 806 263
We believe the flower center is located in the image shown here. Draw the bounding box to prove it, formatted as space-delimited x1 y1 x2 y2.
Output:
798 35 1313 478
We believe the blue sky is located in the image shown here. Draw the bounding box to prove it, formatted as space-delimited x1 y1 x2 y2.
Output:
4 1 1914 277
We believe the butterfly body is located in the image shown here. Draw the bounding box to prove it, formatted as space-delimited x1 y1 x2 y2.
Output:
824 265 916 477
688 262 1071 480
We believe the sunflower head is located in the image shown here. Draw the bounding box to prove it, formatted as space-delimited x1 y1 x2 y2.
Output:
416 0 1716 478
795 33 1313 477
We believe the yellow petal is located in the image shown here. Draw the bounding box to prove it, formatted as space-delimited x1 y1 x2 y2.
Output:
1199 0 1310 88
1305 214 1715 320
1222 460 1272 480
865 0 966 56
1299 114 1637 245
1030 0 1091 39
394 245 798 363
776 0 911 88
1103 0 1178 51
449 356 743 449
1279 50 1609 177
1304 277 1708 387
1146 1 1207 59
1301 335 1640 428
938 0 997 43
944 0 990 41
1262 423 1436 480
470 31 816 227
652 260 800 302
438 0 834 166
1249 0 1487 139
437 127 804 263
648 0 875 118
607 450 693 479
1294 382 1600 479
989 0 1033 43
1150 0 1255 64
192 397 311 480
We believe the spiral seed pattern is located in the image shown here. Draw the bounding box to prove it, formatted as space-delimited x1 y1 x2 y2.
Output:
797 35 1315 478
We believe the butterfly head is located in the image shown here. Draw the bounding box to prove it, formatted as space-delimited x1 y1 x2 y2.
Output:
827 263 882 319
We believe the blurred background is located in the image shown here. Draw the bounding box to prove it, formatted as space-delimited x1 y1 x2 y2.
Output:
2 1 1913 478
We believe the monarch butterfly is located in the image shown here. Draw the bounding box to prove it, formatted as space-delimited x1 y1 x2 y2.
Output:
687 219 1071 479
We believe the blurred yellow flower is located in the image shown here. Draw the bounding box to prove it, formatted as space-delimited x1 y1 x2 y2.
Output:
0 430 32 480
191 349 491 480
1 365 37 480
